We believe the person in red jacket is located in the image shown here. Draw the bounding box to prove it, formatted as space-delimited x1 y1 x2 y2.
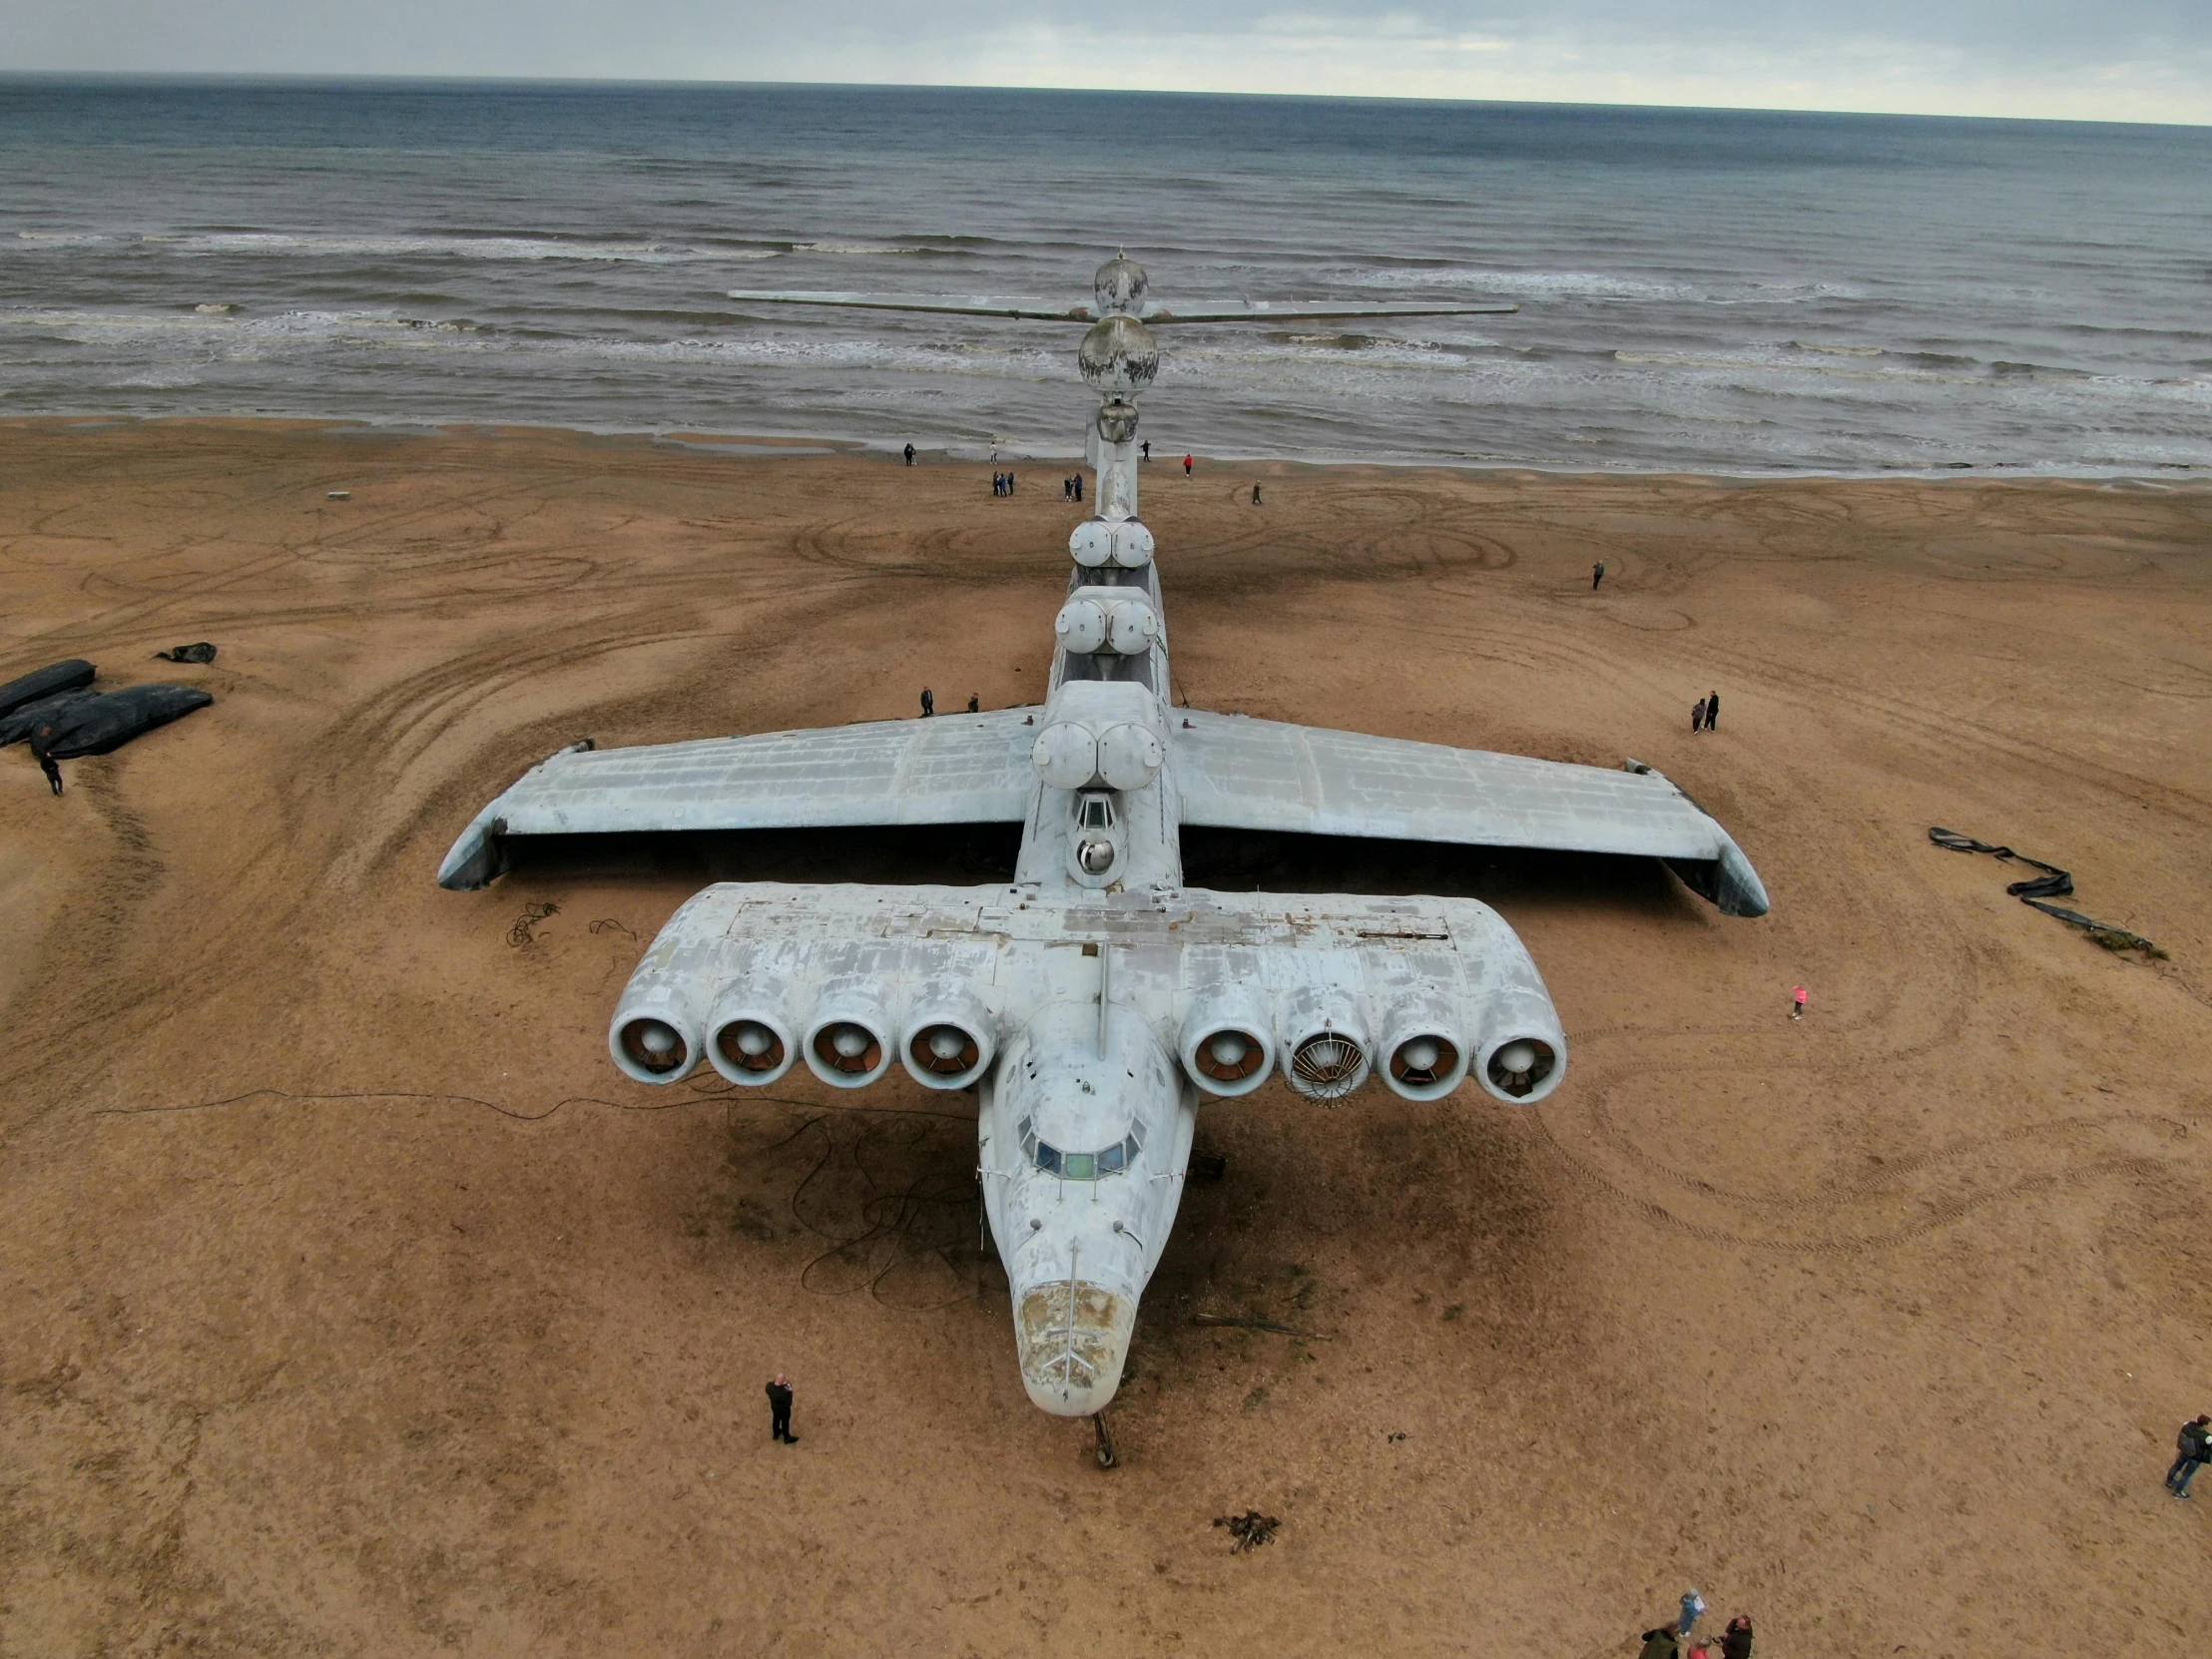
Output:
1183 453 1193 475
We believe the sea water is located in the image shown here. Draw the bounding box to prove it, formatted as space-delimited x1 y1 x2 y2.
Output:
1 77 2207 475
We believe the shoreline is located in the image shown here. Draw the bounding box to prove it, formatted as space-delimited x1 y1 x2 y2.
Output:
4 411 2208 488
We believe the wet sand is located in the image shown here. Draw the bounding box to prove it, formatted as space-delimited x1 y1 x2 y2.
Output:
3 418 2210 1656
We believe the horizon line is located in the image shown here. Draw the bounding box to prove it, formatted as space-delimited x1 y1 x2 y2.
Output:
3 70 2207 134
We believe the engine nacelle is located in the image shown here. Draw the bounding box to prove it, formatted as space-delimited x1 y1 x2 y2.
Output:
901 979 996 1091
1469 960 1568 1103
1377 989 1470 1102
1276 975 1372 1103
1178 978 1276 1097
705 958 807 1087
805 973 898 1090
607 890 721 1084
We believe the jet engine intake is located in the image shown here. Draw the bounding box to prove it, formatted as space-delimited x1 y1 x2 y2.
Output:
805 982 896 1089
1379 995 1470 1102
613 1011 696 1083
706 980 804 1088
1179 989 1275 1097
1481 1034 1561 1102
901 984 995 1091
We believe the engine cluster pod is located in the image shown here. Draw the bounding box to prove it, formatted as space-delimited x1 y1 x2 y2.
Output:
1066 519 1154 570
706 980 803 1087
1179 989 1276 1098
806 980 896 1090
901 982 996 1091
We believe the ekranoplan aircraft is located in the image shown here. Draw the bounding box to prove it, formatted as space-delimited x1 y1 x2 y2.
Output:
441 255 1767 1417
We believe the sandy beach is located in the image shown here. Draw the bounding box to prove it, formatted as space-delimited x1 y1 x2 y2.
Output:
3 416 2210 1657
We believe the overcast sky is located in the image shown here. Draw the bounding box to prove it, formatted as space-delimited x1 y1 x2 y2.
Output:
4 0 2207 125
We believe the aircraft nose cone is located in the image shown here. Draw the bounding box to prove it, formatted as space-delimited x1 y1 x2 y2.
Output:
1014 1279 1137 1415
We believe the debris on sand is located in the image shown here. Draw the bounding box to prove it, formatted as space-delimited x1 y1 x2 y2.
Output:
1213 1510 1279 1552
0 658 95 720
155 642 219 664
0 687 99 748
32 685 214 760
507 902 560 948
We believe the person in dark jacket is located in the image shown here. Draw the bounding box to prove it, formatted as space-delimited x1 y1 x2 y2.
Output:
767 1373 798 1442
1721 1613 1754 1659
903 442 915 466
1638 1626 1681 1659
919 689 934 718
1592 560 1606 590
2167 1412 2210 1495
1705 690 1720 731
1692 697 1708 734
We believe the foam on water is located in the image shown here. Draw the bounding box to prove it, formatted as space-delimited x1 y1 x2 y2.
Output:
2 79 2208 475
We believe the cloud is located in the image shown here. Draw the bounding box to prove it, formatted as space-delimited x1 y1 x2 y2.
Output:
1 0 2206 124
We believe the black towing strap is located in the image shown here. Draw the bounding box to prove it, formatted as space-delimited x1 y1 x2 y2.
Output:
1930 828 2162 957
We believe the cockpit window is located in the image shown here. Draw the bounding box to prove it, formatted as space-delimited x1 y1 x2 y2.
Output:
1077 795 1116 830
1017 1114 1142 1180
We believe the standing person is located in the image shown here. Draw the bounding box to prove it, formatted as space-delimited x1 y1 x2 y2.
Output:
919 689 934 718
1141 439 1150 462
1073 472 1082 502
1062 476 1072 502
1638 1626 1681 1659
1705 690 1720 731
1679 1590 1707 1638
1687 1642 1715 1659
38 748 63 796
1252 483 1264 505
766 1372 798 1443
903 442 915 466
2167 1413 2210 1496
1183 453 1193 476
1721 1615 1754 1659
1692 697 1708 735
1006 470 1015 495
1791 985 1808 1020
1593 560 1606 590
966 693 979 713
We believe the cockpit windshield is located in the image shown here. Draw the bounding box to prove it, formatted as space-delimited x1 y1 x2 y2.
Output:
1076 794 1116 830
1017 1114 1143 1179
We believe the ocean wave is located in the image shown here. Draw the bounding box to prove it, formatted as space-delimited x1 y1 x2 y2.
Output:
122 232 779 264
785 242 950 256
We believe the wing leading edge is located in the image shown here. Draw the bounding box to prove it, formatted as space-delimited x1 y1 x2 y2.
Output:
437 710 1042 889
1171 711 1769 916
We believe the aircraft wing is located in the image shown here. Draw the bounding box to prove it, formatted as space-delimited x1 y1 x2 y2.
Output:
1142 301 1517 322
728 289 1091 320
438 710 1041 889
1170 711 1768 916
